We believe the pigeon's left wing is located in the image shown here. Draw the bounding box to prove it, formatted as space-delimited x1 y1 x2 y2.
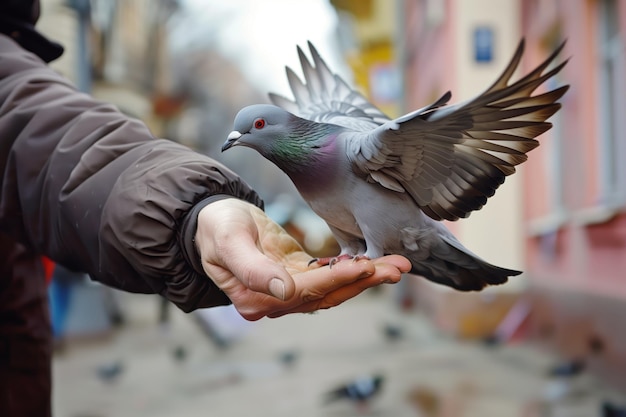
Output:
269 42 393 131
348 40 569 221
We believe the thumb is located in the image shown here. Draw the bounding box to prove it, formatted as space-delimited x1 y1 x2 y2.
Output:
196 198 296 301
215 231 296 301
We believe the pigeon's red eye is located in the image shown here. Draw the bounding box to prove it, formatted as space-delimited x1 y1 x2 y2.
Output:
254 119 266 129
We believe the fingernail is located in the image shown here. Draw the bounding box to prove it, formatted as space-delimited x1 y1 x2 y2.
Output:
269 278 285 301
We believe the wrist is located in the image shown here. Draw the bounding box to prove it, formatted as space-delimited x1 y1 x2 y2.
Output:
179 195 240 276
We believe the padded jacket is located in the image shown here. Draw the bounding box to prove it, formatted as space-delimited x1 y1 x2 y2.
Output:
0 33 264 312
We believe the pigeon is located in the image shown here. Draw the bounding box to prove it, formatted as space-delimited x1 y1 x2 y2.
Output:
96 360 124 383
172 345 188 363
223 40 569 291
546 358 586 378
382 322 403 342
602 401 626 417
277 349 299 368
324 374 384 407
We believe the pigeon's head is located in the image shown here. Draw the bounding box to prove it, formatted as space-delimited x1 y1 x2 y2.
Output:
222 104 294 157
223 104 342 175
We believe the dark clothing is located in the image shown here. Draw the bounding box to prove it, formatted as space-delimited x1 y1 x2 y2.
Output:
0 26 262 417
0 0 63 62
0 33 263 309
0 235 52 417
0 0 41 24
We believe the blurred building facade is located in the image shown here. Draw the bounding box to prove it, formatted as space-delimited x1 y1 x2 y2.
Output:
387 0 626 387
331 0 402 118
40 0 180 134
37 0 626 388
331 0 626 388
519 0 626 387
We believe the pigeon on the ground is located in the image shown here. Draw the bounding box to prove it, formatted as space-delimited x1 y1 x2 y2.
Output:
382 323 403 342
547 358 586 377
602 400 626 417
223 40 569 291
172 345 188 363
277 349 299 368
96 360 124 383
324 374 384 407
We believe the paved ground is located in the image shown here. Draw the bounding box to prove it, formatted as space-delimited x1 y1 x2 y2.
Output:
53 286 625 417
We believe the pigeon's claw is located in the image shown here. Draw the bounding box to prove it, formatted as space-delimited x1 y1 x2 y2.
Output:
351 255 370 263
308 254 370 269
328 256 345 269
307 257 320 267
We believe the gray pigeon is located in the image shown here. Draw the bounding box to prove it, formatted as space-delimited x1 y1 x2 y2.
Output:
324 374 384 406
223 40 569 291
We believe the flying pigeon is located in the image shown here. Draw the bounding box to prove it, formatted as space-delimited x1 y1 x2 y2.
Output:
223 40 569 291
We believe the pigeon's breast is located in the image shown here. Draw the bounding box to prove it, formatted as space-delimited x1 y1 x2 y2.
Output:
317 177 427 244
297 171 367 238
287 140 345 196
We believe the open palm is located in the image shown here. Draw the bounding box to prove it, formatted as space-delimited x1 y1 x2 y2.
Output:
195 199 410 320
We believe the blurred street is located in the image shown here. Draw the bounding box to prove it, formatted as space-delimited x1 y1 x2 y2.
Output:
35 0 626 402
53 286 624 417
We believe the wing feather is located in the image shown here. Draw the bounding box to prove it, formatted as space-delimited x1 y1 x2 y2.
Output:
274 39 569 221
368 41 568 220
285 66 311 108
270 42 391 130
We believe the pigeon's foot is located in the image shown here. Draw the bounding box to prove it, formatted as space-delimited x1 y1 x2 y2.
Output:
308 254 370 268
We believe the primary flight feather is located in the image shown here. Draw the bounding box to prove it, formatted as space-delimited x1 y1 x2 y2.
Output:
223 40 569 291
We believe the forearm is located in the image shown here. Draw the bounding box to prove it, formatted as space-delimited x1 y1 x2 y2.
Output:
0 34 263 311
98 143 263 310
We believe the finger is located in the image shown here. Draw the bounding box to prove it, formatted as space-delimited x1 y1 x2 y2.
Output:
268 261 404 318
294 258 376 303
373 254 412 274
224 259 380 321
215 229 296 301
252 258 375 318
228 290 282 321
231 258 407 320
225 256 410 320
313 261 403 307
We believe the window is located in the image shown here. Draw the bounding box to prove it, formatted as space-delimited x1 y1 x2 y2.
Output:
597 0 626 206
528 35 569 235
543 68 566 217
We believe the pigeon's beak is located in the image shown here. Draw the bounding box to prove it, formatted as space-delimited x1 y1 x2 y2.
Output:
222 131 242 152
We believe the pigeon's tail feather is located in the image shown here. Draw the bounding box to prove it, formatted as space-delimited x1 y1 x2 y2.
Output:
406 234 521 291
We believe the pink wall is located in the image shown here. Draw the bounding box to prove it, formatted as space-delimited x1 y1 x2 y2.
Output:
403 0 626 298
521 0 626 299
404 0 457 112
401 0 626 383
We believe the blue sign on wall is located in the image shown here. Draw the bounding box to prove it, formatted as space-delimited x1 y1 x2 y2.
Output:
474 27 494 63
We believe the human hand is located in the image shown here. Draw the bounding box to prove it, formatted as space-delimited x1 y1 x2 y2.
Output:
195 198 411 321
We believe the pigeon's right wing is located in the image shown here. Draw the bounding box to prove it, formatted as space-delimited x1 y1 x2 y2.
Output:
347 40 569 221
269 42 394 131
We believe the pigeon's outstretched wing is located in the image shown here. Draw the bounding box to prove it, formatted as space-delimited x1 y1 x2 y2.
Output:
270 41 452 131
349 40 569 221
269 41 393 131
273 40 569 222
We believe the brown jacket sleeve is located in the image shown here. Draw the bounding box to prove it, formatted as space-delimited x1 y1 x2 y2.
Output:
0 34 263 312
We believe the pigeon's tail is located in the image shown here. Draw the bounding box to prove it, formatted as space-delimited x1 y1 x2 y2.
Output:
406 232 521 291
